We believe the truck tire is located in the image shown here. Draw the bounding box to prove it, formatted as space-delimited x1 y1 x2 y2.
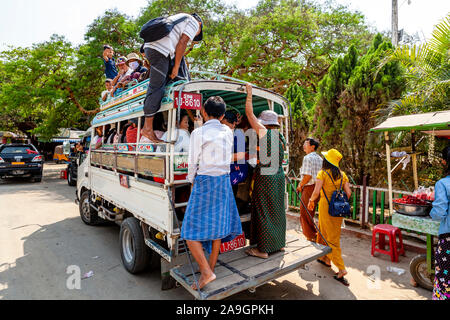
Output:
120 217 151 274
410 254 433 291
67 168 76 186
79 191 101 226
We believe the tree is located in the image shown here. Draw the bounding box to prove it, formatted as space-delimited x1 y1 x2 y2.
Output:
285 83 310 171
0 36 89 140
381 14 449 114
314 34 405 183
0 0 377 143
188 0 374 94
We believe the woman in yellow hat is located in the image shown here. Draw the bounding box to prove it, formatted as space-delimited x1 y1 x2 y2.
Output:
307 149 352 286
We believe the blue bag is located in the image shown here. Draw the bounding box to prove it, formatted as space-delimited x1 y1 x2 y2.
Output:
322 171 351 218
140 16 189 43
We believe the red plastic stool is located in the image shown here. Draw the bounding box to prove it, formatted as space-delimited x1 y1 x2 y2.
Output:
60 169 67 180
371 224 405 262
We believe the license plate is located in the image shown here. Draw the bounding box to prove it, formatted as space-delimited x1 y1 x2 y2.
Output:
173 91 202 110
12 170 25 175
220 233 246 254
12 162 25 165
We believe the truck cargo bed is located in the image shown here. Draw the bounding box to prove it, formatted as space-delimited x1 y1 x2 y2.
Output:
170 236 331 300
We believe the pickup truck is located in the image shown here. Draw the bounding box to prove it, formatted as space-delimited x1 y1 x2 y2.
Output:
76 75 331 300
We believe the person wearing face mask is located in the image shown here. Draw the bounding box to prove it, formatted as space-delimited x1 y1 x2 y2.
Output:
111 56 133 97
126 53 148 75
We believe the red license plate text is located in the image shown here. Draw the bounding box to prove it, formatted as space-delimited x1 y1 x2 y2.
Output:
173 91 202 110
220 233 246 254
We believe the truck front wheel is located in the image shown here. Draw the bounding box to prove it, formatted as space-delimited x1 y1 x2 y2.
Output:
120 217 151 274
79 191 101 226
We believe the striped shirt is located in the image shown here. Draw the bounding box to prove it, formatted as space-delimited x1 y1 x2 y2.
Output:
144 13 200 59
299 152 323 186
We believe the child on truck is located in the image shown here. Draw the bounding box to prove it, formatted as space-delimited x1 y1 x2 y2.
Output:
181 96 243 290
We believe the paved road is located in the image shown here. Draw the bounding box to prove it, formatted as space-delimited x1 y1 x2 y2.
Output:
0 163 431 300
0 163 193 300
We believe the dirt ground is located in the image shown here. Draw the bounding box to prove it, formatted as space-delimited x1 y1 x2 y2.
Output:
0 163 431 300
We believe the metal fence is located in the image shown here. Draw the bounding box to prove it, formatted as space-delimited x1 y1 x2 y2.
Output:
286 176 413 229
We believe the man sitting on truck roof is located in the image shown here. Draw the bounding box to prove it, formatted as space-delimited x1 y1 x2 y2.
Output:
181 96 242 290
101 79 113 102
102 45 118 80
140 13 203 143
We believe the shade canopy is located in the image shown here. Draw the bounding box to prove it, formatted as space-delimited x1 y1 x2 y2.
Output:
371 110 450 133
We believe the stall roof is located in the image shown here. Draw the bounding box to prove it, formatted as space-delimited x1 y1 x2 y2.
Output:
371 110 450 132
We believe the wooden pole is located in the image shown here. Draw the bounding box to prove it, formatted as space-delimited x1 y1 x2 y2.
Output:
385 131 394 216
411 130 419 190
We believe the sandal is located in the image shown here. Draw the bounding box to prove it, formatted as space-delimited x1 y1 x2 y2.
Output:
317 259 331 268
246 248 269 259
334 275 350 287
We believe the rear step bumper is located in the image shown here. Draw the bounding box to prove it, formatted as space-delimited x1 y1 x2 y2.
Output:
170 237 331 300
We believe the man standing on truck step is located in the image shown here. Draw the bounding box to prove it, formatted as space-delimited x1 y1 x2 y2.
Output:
181 96 242 290
140 13 203 143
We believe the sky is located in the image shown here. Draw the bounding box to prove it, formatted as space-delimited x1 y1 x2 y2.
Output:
0 0 448 50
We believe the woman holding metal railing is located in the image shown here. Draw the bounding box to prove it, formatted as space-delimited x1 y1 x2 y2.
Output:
244 83 287 259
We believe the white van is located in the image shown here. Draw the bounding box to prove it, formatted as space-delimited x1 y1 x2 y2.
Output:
76 75 330 300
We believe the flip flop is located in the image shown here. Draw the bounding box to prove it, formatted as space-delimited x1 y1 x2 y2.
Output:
317 259 331 268
334 275 350 287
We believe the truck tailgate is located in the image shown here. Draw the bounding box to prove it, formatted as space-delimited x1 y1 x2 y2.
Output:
170 236 331 300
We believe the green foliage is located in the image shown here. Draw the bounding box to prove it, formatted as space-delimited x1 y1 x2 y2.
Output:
0 35 89 140
314 34 405 183
381 13 450 114
0 0 376 143
286 83 311 169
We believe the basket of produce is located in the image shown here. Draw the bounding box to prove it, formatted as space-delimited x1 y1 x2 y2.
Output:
393 195 432 216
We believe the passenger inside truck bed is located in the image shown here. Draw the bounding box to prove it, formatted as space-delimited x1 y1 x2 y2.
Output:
160 110 191 152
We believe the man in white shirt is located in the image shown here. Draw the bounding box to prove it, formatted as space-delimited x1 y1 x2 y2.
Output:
101 79 113 102
140 13 203 143
181 96 242 291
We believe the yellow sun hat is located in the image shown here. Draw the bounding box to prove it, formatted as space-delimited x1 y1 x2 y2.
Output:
321 149 343 168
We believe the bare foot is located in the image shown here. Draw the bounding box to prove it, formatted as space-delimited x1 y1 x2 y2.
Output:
191 272 217 290
141 128 163 143
246 248 269 259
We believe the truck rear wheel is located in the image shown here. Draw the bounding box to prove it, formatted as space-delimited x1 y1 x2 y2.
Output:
79 191 101 226
120 217 151 274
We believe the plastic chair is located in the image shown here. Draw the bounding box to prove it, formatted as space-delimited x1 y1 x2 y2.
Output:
371 224 405 262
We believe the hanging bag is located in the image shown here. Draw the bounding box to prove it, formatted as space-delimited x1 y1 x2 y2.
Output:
321 171 351 217
140 16 189 43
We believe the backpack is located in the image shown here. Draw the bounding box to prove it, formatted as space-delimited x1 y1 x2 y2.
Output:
140 16 189 43
321 171 351 218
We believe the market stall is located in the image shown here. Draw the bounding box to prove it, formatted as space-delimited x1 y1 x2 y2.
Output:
371 110 450 290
